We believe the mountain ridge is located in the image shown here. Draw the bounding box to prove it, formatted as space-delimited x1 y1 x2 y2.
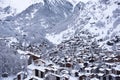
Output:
0 0 120 50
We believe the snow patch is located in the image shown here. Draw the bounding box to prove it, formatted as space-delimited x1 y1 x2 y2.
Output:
46 27 75 44
0 0 44 14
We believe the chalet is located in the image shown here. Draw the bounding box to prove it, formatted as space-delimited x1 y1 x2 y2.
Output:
79 74 86 80
84 67 92 73
16 71 27 80
76 57 84 63
61 75 69 80
97 73 104 80
99 68 105 73
112 65 120 75
27 64 46 79
105 68 112 75
60 69 69 75
58 62 66 67
105 63 116 68
109 74 120 80
26 51 40 65
78 72 97 80
65 62 73 68
17 50 40 65
71 70 79 77
45 67 58 74
114 55 120 62
45 73 61 80
34 59 46 66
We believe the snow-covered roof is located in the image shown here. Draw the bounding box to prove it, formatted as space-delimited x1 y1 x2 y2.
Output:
105 63 115 66
113 65 120 71
110 74 118 77
99 68 105 71
17 50 40 57
46 66 58 71
69 76 78 80
106 68 111 71
61 70 69 74
98 73 104 76
17 71 27 75
26 51 40 57
17 49 27 55
62 74 69 78
27 64 45 72
79 73 92 76
85 67 92 70
91 77 99 80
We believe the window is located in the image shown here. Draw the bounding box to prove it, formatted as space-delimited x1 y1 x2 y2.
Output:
56 76 60 80
35 69 39 77
17 75 21 80
41 71 44 78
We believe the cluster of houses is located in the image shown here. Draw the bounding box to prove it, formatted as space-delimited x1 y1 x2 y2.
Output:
12 32 120 80
11 0 120 80
13 45 120 80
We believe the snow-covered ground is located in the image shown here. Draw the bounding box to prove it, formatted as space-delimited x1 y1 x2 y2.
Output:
0 76 15 80
46 27 75 44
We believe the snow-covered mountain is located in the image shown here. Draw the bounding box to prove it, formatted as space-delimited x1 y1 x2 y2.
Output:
0 0 44 13
0 0 75 44
0 0 44 19
0 0 120 49
71 0 120 48
1 0 120 78
46 0 120 46
0 6 16 20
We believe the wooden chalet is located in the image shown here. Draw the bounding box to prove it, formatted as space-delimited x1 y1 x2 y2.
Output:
16 71 27 80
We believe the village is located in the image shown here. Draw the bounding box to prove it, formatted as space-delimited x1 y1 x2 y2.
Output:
13 40 120 80
0 0 120 80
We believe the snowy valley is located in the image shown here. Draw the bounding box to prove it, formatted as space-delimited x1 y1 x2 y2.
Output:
0 0 120 80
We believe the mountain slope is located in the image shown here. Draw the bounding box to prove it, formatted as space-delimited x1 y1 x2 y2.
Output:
55 0 120 46
0 0 77 52
0 0 120 48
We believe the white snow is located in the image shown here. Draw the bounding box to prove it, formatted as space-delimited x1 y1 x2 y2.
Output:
91 77 99 80
68 0 98 5
98 73 104 76
17 50 40 58
1 76 15 80
113 65 120 71
69 76 78 80
0 0 44 14
0 0 99 14
46 27 75 44
17 49 27 55
15 27 27 35
31 9 38 18
0 37 18 47
27 64 45 72
6 37 18 43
